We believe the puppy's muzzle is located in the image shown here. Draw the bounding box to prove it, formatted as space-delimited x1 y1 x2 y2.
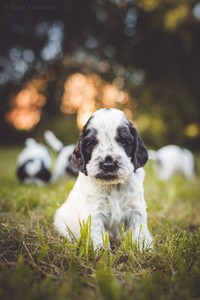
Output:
99 155 119 172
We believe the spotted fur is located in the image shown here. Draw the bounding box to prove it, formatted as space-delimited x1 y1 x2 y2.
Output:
16 138 52 185
54 108 153 251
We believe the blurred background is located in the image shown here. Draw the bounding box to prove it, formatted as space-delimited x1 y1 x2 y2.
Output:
0 0 200 150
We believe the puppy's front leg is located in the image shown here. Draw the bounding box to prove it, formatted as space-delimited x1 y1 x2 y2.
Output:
91 215 108 251
129 209 153 251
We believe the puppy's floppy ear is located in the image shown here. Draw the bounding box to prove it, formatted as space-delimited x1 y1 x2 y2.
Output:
129 122 148 171
71 117 93 176
71 131 87 175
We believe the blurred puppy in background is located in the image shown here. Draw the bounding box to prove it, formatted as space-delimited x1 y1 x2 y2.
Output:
44 130 78 182
148 145 195 180
16 138 52 185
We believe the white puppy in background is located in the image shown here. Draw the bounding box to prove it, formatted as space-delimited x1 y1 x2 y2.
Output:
54 108 153 251
44 130 78 182
148 145 195 180
16 138 52 185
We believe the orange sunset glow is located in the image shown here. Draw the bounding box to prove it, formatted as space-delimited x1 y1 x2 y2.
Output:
6 77 47 130
6 72 131 130
61 72 130 128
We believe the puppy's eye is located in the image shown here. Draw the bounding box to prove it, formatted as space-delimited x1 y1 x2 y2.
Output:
87 139 97 148
84 138 98 152
118 137 133 156
120 138 132 147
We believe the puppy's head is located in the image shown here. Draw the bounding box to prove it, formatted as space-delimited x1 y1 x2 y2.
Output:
72 108 148 183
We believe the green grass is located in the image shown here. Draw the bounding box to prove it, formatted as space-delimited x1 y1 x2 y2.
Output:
0 147 200 300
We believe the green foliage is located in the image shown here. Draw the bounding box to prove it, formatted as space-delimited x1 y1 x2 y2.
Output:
0 147 200 300
1 1 200 149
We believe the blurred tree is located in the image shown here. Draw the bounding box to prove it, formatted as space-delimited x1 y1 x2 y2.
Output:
0 0 200 149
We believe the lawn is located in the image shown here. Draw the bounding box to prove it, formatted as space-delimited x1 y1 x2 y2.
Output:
0 147 200 300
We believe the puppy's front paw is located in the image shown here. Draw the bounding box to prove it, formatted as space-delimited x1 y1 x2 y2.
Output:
132 228 154 252
92 241 111 253
92 235 111 253
137 234 154 252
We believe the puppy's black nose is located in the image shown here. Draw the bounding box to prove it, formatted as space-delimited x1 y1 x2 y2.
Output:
100 156 118 172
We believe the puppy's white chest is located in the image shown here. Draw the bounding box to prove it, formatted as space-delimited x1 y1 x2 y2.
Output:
107 190 124 228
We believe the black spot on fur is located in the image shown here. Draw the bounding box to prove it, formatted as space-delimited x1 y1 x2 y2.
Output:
116 122 148 171
16 159 34 182
128 122 148 171
36 162 51 182
116 126 133 157
72 116 98 175
16 159 51 183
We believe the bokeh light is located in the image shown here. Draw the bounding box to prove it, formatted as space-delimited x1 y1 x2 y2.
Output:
61 72 130 128
6 77 47 130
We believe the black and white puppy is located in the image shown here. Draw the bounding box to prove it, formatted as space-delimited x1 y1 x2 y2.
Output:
44 130 78 182
16 138 52 185
54 108 153 251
